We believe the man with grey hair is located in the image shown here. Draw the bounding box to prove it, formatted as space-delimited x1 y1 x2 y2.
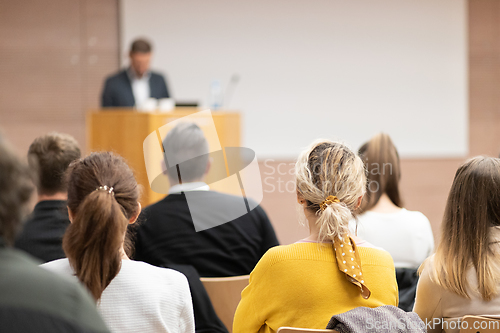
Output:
134 122 279 277
163 122 211 190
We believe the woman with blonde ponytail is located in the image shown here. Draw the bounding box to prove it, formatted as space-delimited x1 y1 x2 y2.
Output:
42 152 194 333
233 140 398 333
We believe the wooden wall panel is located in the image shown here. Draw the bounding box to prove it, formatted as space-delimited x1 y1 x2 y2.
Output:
0 0 119 150
0 49 83 122
398 158 462 244
0 1 81 49
0 0 82 123
469 0 500 157
81 0 120 113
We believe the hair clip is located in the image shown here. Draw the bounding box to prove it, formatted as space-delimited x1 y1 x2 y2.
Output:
96 185 114 195
320 195 340 211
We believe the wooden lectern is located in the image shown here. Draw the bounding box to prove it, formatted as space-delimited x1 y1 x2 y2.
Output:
87 108 241 206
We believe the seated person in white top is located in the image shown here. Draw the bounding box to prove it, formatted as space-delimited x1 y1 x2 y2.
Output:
348 133 434 311
42 152 194 333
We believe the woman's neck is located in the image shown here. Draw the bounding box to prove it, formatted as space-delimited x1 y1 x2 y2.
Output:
304 211 320 242
303 212 352 242
369 193 402 213
302 213 358 243
120 246 130 260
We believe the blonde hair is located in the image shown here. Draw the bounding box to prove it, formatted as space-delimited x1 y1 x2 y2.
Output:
425 156 500 301
295 140 366 242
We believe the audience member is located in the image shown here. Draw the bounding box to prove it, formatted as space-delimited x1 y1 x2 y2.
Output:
134 122 279 277
349 133 434 311
414 156 500 333
42 152 194 333
101 38 170 108
0 136 109 333
233 140 398 332
15 133 81 262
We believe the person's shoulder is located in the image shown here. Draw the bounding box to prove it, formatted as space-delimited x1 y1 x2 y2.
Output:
2 249 66 282
150 71 167 80
359 208 430 226
202 192 267 214
358 246 396 268
1 249 107 330
400 208 429 220
123 260 188 285
140 195 182 216
264 243 299 256
141 197 163 214
41 258 71 272
247 197 267 214
415 255 441 290
104 69 128 83
182 190 257 210
256 243 324 267
418 254 436 277
249 244 290 274
400 209 432 228
197 190 242 201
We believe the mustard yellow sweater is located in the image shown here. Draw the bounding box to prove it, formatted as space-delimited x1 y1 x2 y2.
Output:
233 242 398 333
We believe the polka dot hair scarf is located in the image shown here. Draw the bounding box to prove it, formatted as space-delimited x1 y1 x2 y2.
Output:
333 236 371 299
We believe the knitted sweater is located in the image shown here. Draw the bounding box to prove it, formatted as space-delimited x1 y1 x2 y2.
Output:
233 242 398 333
42 259 195 333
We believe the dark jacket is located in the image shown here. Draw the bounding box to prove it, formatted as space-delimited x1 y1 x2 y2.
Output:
396 267 420 312
15 200 69 263
133 191 279 277
101 69 169 107
164 264 228 333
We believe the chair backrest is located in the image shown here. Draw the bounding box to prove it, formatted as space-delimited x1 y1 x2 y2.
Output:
200 275 249 333
459 315 500 333
277 327 338 333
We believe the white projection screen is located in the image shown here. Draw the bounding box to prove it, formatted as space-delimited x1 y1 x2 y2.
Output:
120 0 467 159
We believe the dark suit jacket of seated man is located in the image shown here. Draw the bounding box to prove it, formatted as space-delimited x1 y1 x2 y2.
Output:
15 200 70 263
15 133 81 263
133 185 279 277
101 69 169 107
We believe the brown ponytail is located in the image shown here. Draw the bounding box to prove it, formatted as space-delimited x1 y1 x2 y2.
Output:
63 152 139 300
358 133 402 212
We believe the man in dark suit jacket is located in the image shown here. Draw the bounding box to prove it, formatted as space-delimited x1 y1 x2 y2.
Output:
15 133 81 263
101 38 169 107
133 122 279 277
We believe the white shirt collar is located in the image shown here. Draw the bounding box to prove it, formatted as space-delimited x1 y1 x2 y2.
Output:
168 182 210 194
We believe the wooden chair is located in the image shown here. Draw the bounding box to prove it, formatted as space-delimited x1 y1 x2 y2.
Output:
200 275 249 333
459 315 500 333
277 327 338 333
